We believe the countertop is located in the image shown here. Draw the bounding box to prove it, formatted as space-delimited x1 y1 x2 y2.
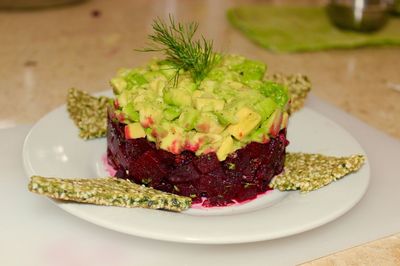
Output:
1 0 399 265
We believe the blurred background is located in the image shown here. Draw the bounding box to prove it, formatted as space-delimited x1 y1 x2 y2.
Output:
0 0 399 139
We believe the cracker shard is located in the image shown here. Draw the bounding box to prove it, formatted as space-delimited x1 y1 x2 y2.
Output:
67 88 110 140
28 176 192 212
270 153 365 192
267 73 312 114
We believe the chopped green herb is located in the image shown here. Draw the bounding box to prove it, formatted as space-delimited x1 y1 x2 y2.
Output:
227 163 236 170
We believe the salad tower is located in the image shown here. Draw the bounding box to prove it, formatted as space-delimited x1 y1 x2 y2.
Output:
106 17 290 206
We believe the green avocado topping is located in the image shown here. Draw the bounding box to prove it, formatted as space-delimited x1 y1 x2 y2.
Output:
111 54 290 161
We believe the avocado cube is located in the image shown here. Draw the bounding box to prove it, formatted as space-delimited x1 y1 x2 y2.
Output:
253 98 277 121
163 89 192 107
117 91 130 108
232 59 266 83
195 112 224 134
227 107 261 140
125 123 146 139
110 77 127 94
178 108 199 130
122 103 139 122
164 106 181 121
194 98 225 112
216 136 234 161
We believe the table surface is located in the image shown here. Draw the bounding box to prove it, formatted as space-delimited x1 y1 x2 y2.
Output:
1 0 400 264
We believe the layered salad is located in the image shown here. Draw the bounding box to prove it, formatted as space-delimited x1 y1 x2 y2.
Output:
107 52 290 206
102 17 287 207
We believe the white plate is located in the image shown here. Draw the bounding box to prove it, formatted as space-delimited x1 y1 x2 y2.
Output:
23 98 370 244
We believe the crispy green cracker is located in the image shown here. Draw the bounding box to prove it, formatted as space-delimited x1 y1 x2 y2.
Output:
67 88 110 140
267 73 312 114
29 176 191 212
270 153 365 192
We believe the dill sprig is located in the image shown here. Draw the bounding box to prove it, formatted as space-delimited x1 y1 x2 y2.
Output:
141 15 217 83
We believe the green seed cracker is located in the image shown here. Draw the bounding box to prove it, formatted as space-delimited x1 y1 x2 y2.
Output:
29 176 191 212
67 88 110 140
270 153 365 192
267 73 312 114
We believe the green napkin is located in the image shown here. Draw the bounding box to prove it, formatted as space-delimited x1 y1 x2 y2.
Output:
227 6 400 52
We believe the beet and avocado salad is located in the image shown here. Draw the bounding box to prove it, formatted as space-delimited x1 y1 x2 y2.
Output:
106 17 290 207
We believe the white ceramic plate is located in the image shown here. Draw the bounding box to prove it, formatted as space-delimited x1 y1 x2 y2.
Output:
23 97 370 244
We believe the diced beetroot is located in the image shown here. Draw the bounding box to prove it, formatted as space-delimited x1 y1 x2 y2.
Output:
114 168 127 179
127 150 168 187
107 111 288 207
241 158 262 182
168 163 200 183
203 196 234 207
235 184 259 202
174 151 196 166
193 153 220 174
125 138 155 160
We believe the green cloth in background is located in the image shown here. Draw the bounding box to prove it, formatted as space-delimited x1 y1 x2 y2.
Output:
227 6 400 52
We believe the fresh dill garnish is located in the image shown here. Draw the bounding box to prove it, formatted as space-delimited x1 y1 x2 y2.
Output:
140 15 217 84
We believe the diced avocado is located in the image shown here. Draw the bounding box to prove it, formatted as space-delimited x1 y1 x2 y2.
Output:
281 112 289 130
109 54 289 161
178 108 199 130
216 136 234 161
161 67 177 79
214 111 237 126
122 103 139 122
125 72 148 90
164 88 192 107
269 111 283 137
208 68 230 82
198 79 218 92
231 59 266 83
145 128 156 142
253 98 278 121
143 71 162 82
140 105 163 128
195 133 223 155
176 77 197 91
158 60 177 79
260 109 282 137
159 132 183 154
117 91 130 108
249 127 269 143
185 132 207 152
148 77 167 96
110 77 127 95
194 98 225 112
195 112 224 134
227 107 262 140
257 81 289 108
164 106 181 121
124 123 146 139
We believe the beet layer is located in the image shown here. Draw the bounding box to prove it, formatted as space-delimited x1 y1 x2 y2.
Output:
107 113 288 207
